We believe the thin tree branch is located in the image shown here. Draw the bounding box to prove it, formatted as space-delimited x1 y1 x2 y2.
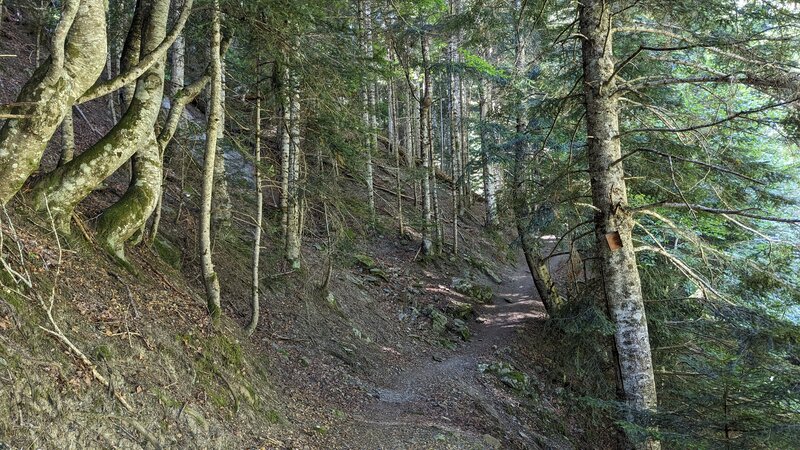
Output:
77 0 194 104
641 202 800 224
622 97 800 135
610 147 765 185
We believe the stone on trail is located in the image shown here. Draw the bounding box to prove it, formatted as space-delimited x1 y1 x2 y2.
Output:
452 278 493 303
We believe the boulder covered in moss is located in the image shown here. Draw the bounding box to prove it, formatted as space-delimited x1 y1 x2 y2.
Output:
452 278 493 303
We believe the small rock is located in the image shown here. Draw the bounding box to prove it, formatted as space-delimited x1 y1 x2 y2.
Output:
432 354 444 362
504 297 514 304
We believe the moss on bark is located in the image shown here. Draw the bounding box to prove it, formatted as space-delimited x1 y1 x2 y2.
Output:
0 0 107 204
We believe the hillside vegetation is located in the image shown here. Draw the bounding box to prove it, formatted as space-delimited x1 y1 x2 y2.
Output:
1 0 800 448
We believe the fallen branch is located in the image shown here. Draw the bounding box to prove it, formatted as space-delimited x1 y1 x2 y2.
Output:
38 197 134 412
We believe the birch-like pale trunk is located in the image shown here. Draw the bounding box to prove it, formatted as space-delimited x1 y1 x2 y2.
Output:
403 80 414 169
105 52 118 124
119 0 145 112
200 0 223 318
360 0 376 219
458 77 469 210
480 76 499 228
412 81 421 207
430 85 443 252
147 51 222 244
0 0 106 204
387 44 403 235
420 34 434 255
580 1 659 446
246 95 263 336
30 0 166 232
58 108 75 166
286 71 303 268
168 0 185 98
211 58 232 230
280 65 290 241
448 2 460 253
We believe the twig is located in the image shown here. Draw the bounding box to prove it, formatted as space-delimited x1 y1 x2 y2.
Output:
38 197 134 412
73 105 103 137
644 202 800 224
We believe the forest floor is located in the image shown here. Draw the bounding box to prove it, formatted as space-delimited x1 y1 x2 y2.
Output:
325 255 551 449
1 18 607 448
264 245 583 450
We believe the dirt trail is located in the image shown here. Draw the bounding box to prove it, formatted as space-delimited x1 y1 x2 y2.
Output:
325 256 560 449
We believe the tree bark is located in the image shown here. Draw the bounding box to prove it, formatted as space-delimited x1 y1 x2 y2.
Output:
211 56 232 231
420 34 435 255
147 54 221 244
246 95 263 336
286 70 303 268
360 0 376 219
280 65 290 241
280 63 302 269
168 0 185 98
200 0 223 318
0 0 107 205
448 2 460 253
580 1 659 447
119 0 146 112
94 0 173 259
480 75 499 228
58 108 75 166
387 43 403 235
30 0 167 233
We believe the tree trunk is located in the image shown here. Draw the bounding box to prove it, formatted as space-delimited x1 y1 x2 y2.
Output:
211 57 232 231
105 52 118 124
246 95 263 336
519 226 565 316
458 76 469 211
512 146 565 316
286 70 303 268
93 0 172 259
404 80 414 169
480 76 499 228
0 0 107 205
510 0 562 314
168 0 185 98
120 0 145 112
448 3 460 253
387 44 403 235
30 0 166 233
280 65 290 241
58 108 75 166
148 57 218 244
360 0 375 219
200 0 223 318
420 34 435 255
580 1 659 447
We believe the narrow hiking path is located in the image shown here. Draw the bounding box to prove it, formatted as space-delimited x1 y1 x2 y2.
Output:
321 254 570 449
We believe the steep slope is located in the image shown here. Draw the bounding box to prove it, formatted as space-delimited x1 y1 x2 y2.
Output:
1 17 608 449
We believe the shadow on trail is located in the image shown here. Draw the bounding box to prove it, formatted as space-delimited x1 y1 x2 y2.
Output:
344 253 556 448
